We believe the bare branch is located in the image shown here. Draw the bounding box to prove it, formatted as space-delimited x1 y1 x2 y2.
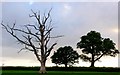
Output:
27 35 41 62
42 9 51 25
25 24 39 30
18 48 25 53
44 28 53 40
30 9 42 26
45 43 57 58
13 27 41 41
11 21 16 29
50 35 64 38
1 23 31 46
18 45 34 53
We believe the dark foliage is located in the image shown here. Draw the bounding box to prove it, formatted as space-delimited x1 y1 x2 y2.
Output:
77 31 119 67
51 46 79 67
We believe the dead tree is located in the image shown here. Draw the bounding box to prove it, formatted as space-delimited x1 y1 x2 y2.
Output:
1 9 61 73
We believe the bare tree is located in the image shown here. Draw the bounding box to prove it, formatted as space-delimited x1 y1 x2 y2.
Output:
1 9 61 73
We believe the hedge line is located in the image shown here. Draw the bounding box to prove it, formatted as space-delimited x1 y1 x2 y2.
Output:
1 66 120 72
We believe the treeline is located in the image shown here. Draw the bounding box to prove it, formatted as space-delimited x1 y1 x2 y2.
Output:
2 66 120 72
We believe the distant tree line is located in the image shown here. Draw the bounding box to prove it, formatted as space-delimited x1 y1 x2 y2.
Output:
2 66 120 72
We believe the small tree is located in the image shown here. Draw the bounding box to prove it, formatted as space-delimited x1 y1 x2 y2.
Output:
1 9 61 73
51 46 79 67
77 31 119 67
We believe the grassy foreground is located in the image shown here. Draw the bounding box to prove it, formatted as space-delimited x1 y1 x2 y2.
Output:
1 70 120 75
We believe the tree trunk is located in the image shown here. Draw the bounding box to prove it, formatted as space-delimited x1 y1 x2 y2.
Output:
39 61 46 74
90 61 95 67
65 63 67 68
90 54 95 67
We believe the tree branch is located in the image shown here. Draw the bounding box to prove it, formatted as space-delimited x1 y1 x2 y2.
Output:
94 53 104 62
25 24 39 30
13 26 41 41
45 43 57 58
1 22 31 46
30 9 42 26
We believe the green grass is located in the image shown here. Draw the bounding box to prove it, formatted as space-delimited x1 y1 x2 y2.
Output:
1 70 120 75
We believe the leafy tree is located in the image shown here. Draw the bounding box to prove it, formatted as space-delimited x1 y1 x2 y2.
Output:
51 46 79 67
1 9 61 73
77 31 119 67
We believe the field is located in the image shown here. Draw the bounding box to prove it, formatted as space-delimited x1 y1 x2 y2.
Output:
1 67 120 75
1 70 120 75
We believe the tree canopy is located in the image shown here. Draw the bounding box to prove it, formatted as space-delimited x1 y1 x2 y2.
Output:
77 31 119 67
51 46 79 67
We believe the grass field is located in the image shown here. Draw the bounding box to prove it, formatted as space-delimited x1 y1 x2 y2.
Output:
1 70 120 75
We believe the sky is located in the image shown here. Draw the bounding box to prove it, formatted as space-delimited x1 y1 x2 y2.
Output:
1 1 120 67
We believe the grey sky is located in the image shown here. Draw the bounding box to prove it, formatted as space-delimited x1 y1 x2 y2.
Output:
1 0 119 2
1 2 119 67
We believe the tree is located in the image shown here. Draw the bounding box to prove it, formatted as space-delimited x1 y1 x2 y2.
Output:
51 46 79 67
77 31 119 67
1 9 61 73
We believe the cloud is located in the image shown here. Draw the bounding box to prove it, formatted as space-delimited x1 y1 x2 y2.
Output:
64 4 71 10
61 4 72 16
29 0 34 5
